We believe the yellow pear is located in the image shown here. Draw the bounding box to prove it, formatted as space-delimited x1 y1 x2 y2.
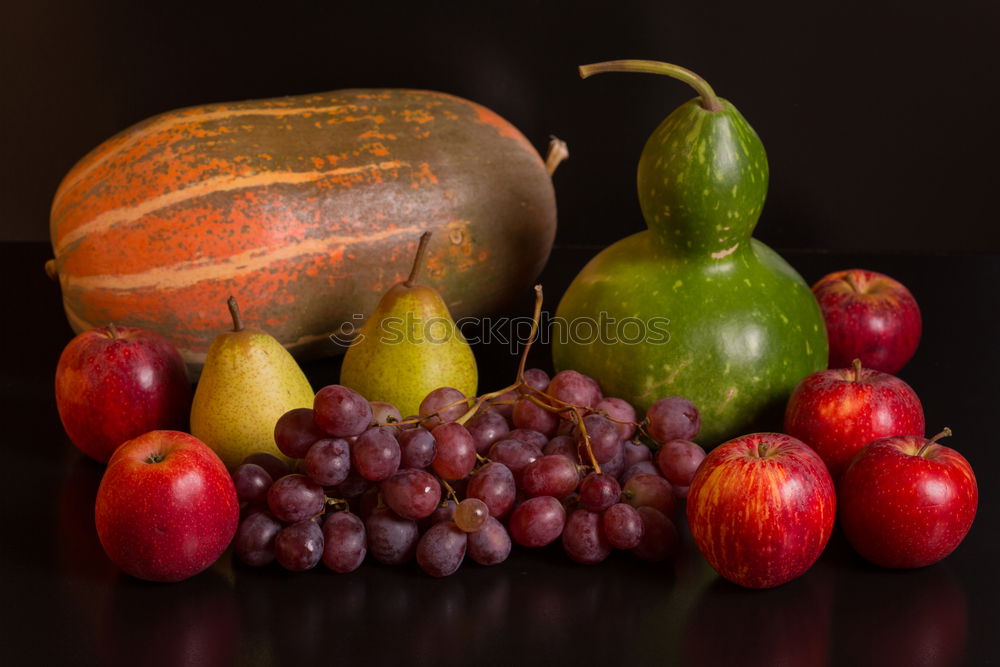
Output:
340 232 477 416
191 296 314 468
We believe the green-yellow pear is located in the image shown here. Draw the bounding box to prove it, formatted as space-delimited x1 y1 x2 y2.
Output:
340 232 478 416
191 296 314 468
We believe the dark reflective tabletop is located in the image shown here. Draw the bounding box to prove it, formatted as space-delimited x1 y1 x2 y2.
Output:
4 243 997 666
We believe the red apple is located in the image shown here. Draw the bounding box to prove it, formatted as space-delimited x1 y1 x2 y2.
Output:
55 324 192 463
812 268 921 374
839 429 977 569
687 433 835 589
784 359 925 482
95 430 239 582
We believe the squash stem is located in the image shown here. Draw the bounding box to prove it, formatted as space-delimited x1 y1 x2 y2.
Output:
405 232 432 287
579 59 724 113
545 137 569 176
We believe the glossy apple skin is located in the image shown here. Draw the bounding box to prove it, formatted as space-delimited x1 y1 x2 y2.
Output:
812 269 921 374
839 435 977 569
784 365 925 482
95 430 239 582
55 325 192 463
687 433 835 589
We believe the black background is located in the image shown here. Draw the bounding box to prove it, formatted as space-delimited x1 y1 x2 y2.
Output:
4 0 999 251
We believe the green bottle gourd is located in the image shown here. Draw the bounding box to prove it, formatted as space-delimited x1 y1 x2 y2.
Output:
553 60 828 445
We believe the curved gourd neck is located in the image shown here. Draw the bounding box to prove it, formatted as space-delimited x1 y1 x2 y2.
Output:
638 99 769 258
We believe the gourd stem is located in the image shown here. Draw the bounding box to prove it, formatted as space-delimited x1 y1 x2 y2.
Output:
579 60 724 113
405 232 432 287
227 296 244 332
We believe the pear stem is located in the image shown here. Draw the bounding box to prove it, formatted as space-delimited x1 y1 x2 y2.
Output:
405 232 432 288
852 358 863 381
579 59 724 113
227 296 244 332
917 427 952 457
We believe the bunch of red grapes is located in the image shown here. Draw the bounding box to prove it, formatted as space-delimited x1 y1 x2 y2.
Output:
231 368 708 577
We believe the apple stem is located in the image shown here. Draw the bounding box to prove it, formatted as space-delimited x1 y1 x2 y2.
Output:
852 358 863 381
578 59 724 113
146 453 164 464
404 231 432 288
917 427 953 457
227 296 244 332
107 322 119 339
843 273 862 293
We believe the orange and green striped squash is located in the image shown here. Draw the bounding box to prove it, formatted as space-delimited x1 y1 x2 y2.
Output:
48 89 558 370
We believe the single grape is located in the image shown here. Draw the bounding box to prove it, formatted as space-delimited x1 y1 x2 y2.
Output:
631 507 679 562
574 414 622 463
595 397 637 440
430 422 476 480
624 474 676 518
231 463 273 504
623 441 653 468
466 462 516 518
467 516 512 566
543 435 579 461
365 507 419 565
397 427 436 469
352 426 401 481
275 520 324 571
578 473 621 512
601 502 644 550
656 439 707 487
511 398 559 436
234 510 282 567
381 468 441 520
466 409 510 454
357 485 381 521
508 496 566 547
369 401 403 427
503 429 549 450
488 438 542 482
621 460 660 483
314 385 373 438
646 396 700 443
419 387 469 427
520 455 581 499
334 469 371 499
454 497 490 533
547 370 602 412
273 407 327 459
267 474 326 523
243 451 291 481
321 511 366 573
519 368 551 394
562 509 612 565
583 374 603 400
419 498 457 531
416 521 467 577
601 443 626 480
303 438 351 486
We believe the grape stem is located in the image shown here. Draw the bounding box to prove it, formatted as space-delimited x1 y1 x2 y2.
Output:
439 477 460 503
